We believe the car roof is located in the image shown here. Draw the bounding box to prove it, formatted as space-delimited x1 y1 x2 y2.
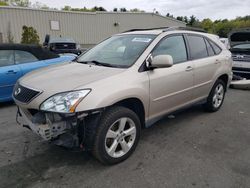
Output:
0 43 59 60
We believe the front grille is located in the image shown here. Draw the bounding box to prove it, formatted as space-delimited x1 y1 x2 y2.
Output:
13 83 41 103
232 54 250 62
54 43 76 49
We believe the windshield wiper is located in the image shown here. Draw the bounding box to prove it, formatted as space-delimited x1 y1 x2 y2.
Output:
77 60 126 68
78 60 122 68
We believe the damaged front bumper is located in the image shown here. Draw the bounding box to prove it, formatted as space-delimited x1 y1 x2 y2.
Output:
16 107 98 149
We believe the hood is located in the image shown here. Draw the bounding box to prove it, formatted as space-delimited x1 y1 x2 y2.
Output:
19 62 125 94
229 28 250 48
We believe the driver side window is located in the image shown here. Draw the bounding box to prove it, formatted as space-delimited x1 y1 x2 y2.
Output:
152 35 187 64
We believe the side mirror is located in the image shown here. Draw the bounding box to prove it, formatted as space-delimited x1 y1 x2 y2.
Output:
151 55 173 69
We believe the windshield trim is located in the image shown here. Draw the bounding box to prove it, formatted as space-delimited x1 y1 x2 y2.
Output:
76 34 157 69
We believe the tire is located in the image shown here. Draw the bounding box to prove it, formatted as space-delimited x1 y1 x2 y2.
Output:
92 106 141 165
204 79 226 112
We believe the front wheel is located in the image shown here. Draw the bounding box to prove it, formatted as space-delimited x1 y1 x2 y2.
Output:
92 106 141 165
204 79 226 112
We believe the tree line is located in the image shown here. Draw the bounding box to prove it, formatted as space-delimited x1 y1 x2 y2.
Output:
1 0 250 38
174 15 250 37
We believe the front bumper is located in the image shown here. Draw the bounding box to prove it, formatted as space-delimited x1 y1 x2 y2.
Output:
17 107 85 148
232 61 250 78
232 67 250 79
16 106 103 149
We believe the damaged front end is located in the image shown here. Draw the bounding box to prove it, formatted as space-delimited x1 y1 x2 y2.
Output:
17 107 101 149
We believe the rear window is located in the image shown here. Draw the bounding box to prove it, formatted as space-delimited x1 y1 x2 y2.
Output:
209 41 222 55
187 35 208 59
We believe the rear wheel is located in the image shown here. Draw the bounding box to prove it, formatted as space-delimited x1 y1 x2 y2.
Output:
204 79 226 112
92 106 141 165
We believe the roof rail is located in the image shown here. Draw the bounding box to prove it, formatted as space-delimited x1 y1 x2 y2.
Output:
123 27 169 33
163 26 206 33
123 26 206 33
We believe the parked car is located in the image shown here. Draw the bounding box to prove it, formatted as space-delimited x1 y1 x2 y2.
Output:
43 35 82 55
14 27 232 164
229 28 250 78
0 44 75 102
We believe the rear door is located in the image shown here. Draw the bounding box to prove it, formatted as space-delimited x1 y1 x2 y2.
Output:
0 50 22 101
148 34 194 118
186 34 221 99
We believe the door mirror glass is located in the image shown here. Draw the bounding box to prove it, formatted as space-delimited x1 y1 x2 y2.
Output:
151 55 173 68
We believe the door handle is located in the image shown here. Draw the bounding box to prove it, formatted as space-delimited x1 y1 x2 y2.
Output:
185 66 193 71
215 59 220 64
6 70 17 74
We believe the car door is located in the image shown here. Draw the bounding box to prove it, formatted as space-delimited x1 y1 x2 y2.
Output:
0 50 23 101
186 35 221 99
14 50 43 74
148 34 194 119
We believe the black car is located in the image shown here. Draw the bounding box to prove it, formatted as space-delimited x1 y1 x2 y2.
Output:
43 35 82 55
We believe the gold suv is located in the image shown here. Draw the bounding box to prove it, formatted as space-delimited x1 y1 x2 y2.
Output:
14 27 233 164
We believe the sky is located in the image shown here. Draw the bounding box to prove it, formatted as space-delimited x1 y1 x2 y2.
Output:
30 0 250 21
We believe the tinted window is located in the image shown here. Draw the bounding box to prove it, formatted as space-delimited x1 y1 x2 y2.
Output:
188 35 208 59
209 41 221 55
205 38 215 56
15 50 38 64
0 50 14 67
152 35 187 64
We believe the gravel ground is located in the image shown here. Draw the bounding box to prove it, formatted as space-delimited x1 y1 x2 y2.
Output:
0 89 250 188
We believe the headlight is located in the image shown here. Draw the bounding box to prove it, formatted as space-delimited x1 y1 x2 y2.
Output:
40 89 91 113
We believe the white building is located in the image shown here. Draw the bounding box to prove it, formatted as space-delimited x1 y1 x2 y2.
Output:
0 6 186 47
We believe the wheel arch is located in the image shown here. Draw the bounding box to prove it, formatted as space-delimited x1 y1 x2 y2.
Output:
217 74 229 90
112 98 146 128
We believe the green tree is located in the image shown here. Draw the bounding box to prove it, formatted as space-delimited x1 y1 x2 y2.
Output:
11 0 30 7
92 6 106 11
130 8 145 13
0 1 8 6
21 25 40 44
188 15 198 26
62 5 71 11
184 16 189 24
201 18 213 32
176 16 184 22
120 8 127 12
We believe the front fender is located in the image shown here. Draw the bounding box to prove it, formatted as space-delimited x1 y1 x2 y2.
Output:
75 87 149 118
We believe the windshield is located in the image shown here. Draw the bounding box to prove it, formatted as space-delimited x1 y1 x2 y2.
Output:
77 34 156 68
232 44 250 50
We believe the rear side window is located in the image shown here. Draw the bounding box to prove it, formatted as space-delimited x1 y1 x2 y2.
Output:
204 39 215 56
0 50 14 67
209 41 222 55
15 50 38 64
187 35 208 59
152 35 187 64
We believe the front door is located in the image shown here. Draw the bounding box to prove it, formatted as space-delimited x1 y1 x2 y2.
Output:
148 34 194 119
